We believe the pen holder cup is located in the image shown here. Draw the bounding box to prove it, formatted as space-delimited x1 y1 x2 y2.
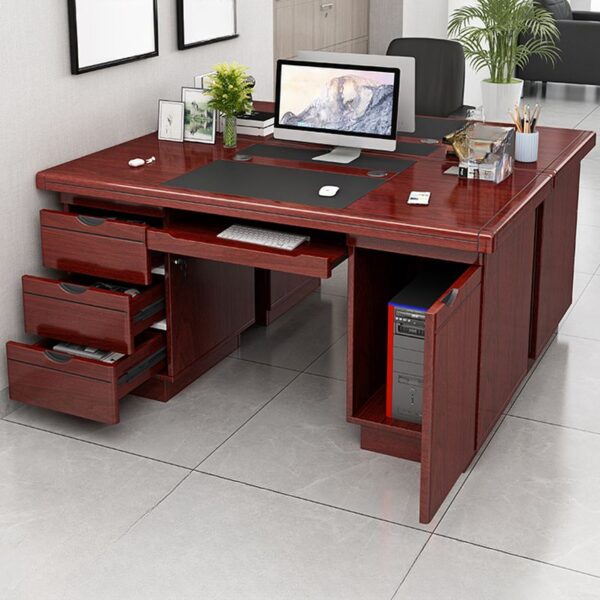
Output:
515 131 539 163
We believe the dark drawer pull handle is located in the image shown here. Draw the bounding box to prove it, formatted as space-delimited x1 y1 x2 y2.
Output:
59 282 87 295
77 215 105 227
118 348 166 385
44 350 72 364
133 299 165 323
442 288 459 307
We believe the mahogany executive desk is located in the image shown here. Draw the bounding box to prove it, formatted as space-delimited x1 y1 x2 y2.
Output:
6 113 595 523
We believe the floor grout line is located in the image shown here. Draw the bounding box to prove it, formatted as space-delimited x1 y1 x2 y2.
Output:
432 532 600 581
192 469 431 535
0 417 194 471
192 370 306 470
389 533 434 600
228 354 302 373
505 413 600 437
559 332 600 343
194 329 347 470
113 470 195 543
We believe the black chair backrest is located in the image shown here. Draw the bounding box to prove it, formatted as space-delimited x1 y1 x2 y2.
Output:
537 0 572 20
387 37 466 117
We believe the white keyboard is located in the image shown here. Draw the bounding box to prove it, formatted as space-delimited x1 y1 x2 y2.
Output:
217 224 310 251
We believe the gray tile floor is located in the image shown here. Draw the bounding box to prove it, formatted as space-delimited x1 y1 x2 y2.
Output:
3 82 600 598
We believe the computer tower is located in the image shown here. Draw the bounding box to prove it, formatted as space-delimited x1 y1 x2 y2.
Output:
386 267 463 423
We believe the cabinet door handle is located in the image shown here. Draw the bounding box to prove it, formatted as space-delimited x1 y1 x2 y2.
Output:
442 288 459 307
76 215 105 227
44 350 73 364
59 282 88 295
321 2 334 10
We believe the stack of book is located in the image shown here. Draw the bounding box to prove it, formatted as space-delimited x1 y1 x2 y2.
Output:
236 111 275 137
219 111 275 137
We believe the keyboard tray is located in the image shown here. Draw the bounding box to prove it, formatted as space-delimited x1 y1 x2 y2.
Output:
148 219 347 279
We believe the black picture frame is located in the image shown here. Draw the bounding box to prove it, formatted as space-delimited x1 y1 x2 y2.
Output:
177 0 238 51
68 0 159 75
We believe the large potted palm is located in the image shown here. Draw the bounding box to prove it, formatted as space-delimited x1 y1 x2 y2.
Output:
449 0 560 122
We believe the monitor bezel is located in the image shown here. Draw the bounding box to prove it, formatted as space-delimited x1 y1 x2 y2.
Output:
274 59 400 141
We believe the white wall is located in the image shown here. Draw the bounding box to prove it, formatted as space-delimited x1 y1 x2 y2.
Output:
0 0 274 393
402 0 449 38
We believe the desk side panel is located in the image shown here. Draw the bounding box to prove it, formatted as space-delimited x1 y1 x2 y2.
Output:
530 163 580 359
477 209 537 448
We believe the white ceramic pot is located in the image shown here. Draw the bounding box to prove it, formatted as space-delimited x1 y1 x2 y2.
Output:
481 79 524 123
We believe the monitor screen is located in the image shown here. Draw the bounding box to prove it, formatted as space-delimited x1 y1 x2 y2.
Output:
275 61 400 140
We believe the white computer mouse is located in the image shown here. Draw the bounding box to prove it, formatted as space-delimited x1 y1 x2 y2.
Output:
319 185 340 198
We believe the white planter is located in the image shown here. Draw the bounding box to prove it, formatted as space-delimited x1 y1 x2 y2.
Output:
481 79 524 124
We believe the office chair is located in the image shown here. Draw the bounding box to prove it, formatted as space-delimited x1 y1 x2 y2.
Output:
387 38 471 117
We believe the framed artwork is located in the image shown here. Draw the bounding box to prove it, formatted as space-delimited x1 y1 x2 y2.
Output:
68 0 159 75
182 88 217 144
158 101 185 142
177 0 238 51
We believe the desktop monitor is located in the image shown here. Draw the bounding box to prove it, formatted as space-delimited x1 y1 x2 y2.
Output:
274 59 400 164
297 50 416 134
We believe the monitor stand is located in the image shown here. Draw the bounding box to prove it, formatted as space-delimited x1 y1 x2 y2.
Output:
312 147 361 164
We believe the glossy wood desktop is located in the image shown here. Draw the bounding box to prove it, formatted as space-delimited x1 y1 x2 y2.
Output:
7 109 595 524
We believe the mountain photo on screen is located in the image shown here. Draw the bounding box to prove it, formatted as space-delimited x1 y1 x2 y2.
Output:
278 65 396 136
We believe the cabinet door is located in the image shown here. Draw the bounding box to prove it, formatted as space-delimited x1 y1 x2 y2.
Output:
351 0 369 40
293 0 315 55
275 1 295 59
315 0 337 49
420 265 481 523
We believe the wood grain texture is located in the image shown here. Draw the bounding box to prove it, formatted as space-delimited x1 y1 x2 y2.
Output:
36 133 552 254
255 270 320 326
420 266 481 523
133 334 240 402
477 209 537 448
529 163 580 359
347 247 426 420
360 425 421 463
24 109 593 523
41 209 153 285
147 219 347 278
6 332 165 424
22 275 164 354
164 255 255 377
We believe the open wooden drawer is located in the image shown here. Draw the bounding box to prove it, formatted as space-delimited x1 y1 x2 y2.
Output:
147 215 347 279
22 275 165 354
6 331 166 424
40 209 157 284
347 247 482 524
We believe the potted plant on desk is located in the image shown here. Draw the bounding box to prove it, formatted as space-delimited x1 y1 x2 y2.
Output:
448 0 560 122
206 62 254 149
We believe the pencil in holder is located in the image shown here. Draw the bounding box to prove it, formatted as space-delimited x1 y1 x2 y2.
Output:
515 131 539 163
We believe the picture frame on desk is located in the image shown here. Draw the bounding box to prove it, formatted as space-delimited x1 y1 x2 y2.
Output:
181 88 216 144
67 0 159 75
158 100 185 143
177 0 238 51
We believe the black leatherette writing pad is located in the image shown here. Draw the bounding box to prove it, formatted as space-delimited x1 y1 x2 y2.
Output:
403 117 467 140
244 142 433 163
164 160 392 209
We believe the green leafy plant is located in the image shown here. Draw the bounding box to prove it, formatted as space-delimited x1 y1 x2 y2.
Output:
448 0 560 84
206 62 253 117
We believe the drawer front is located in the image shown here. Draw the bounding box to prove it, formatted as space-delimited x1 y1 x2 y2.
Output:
6 333 166 424
40 210 152 284
23 276 165 354
7 359 119 424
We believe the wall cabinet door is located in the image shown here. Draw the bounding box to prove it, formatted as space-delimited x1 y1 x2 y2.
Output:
315 1 337 50
275 0 315 59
